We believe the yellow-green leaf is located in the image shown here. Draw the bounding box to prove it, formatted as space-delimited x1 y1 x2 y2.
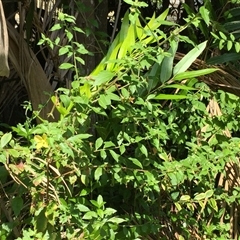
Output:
173 68 217 80
154 94 189 100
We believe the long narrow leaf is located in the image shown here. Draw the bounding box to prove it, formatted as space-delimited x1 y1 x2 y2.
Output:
154 94 189 100
173 68 217 80
118 24 135 59
173 41 207 75
163 84 196 90
207 53 240 65
160 39 178 83
143 9 169 32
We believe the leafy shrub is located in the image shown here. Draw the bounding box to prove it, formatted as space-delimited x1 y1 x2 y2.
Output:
1 5 240 240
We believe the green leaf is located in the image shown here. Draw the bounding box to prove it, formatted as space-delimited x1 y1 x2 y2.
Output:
199 6 210 26
109 150 120 162
121 88 130 99
80 189 90 196
97 195 104 206
230 33 235 42
209 198 218 211
59 46 71 56
154 94 189 100
173 68 217 80
219 39 225 50
224 20 240 32
104 141 115 148
36 209 48 232
50 23 62 31
104 207 117 216
81 175 87 185
135 18 143 39
80 82 91 98
97 209 104 218
66 31 73 42
94 167 102 181
108 217 125 224
219 31 227 40
59 63 74 70
107 92 121 101
92 71 115 87
119 11 130 43
72 26 85 34
205 190 214 198
100 149 107 159
8 149 19 158
160 40 178 83
143 9 169 32
82 211 98 220
147 62 162 91
139 144 148 157
163 84 196 91
11 197 23 216
180 195 191 201
235 42 240 53
119 145 126 154
98 94 111 109
118 24 135 59
1 133 12 148
173 41 207 75
76 204 90 212
207 53 240 64
227 40 233 51
129 157 143 169
74 134 92 140
194 193 206 201
95 137 103 150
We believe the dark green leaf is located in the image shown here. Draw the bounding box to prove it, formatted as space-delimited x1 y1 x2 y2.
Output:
160 40 178 83
11 197 23 216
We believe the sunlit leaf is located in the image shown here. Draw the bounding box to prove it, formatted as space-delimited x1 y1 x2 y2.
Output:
59 63 74 70
194 193 206 201
173 41 207 75
95 137 103 150
92 71 115 87
180 195 191 201
173 68 217 80
163 84 196 91
205 190 214 198
227 40 233 51
94 167 102 181
1 132 12 148
154 94 189 100
199 6 210 26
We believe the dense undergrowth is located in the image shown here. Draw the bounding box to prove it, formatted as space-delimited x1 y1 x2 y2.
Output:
1 2 240 239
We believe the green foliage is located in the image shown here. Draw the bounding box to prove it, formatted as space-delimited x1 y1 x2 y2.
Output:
1 3 240 240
